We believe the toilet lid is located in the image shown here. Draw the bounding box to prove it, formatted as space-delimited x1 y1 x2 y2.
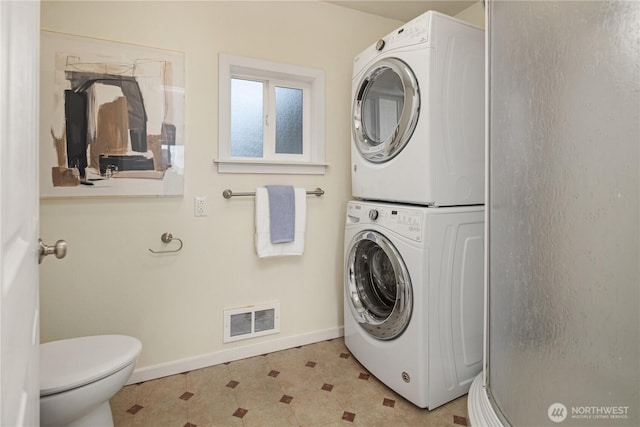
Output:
40 335 142 397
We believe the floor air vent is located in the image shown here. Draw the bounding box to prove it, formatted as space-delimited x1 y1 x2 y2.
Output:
223 302 280 343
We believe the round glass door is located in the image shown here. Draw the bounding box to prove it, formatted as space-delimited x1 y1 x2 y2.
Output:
345 230 413 340
352 58 420 163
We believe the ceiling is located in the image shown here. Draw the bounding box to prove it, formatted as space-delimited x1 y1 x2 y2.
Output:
326 1 478 22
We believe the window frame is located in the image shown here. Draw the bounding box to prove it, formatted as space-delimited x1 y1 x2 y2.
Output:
217 53 327 174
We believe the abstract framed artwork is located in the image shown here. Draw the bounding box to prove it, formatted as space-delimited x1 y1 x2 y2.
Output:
40 31 185 198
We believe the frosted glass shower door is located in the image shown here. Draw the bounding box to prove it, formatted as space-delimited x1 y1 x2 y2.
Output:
487 1 639 426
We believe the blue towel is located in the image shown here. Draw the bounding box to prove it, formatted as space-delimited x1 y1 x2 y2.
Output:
265 185 296 243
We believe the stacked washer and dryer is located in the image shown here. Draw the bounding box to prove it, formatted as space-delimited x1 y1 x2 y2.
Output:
344 11 485 410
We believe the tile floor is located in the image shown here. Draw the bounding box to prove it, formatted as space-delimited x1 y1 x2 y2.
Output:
111 338 469 427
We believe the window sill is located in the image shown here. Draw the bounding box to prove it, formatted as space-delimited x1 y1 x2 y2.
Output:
214 159 329 175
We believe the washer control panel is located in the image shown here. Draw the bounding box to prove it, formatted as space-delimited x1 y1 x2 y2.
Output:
347 201 425 242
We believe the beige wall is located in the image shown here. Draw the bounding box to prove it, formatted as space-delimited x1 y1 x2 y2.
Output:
39 1 484 381
455 1 485 28
39 0 403 380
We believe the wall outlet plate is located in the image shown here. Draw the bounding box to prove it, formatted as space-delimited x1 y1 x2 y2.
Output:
194 196 207 217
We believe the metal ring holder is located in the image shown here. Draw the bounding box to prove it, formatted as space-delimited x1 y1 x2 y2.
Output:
148 232 183 254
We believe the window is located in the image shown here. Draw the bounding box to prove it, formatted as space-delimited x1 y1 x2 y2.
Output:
230 78 307 159
217 53 327 174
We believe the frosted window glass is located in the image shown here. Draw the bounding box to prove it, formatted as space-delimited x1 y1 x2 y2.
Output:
275 86 303 154
231 78 263 157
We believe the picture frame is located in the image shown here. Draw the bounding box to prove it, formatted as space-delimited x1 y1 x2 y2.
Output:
40 31 185 198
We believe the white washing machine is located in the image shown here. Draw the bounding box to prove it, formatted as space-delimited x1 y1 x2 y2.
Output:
351 11 484 206
344 200 484 409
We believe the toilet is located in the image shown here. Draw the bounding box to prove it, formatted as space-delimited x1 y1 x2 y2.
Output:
40 335 142 427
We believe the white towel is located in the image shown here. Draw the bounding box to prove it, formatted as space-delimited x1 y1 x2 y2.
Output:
255 187 306 258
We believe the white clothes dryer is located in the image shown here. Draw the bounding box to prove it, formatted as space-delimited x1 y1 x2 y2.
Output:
351 11 484 206
344 200 484 409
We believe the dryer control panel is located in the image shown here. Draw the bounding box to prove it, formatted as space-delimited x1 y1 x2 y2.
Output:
346 201 425 242
368 12 430 53
352 10 460 75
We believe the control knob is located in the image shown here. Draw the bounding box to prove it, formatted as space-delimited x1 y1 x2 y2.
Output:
369 209 379 221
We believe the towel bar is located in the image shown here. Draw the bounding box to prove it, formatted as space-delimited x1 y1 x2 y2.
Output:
222 187 324 199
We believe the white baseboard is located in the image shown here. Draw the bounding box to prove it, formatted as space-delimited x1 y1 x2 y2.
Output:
126 326 344 385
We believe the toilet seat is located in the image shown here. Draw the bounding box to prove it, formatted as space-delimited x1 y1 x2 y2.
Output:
40 335 142 397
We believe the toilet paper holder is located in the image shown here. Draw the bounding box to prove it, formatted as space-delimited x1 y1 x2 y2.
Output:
148 232 183 254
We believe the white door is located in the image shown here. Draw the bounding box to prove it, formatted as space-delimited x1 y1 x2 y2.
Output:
0 1 41 425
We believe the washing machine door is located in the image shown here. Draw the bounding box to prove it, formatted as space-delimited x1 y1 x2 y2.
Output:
345 230 413 340
352 58 420 163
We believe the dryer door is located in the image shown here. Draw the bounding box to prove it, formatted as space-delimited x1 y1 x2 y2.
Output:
345 230 413 340
352 58 420 163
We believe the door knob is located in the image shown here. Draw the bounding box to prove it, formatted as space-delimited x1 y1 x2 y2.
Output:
38 239 67 264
